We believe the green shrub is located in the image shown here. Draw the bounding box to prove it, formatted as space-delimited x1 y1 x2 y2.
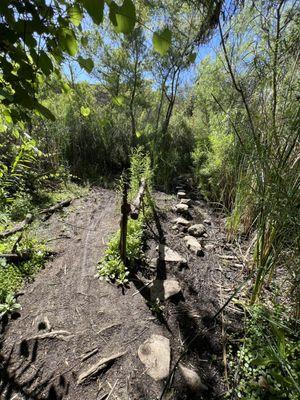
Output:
0 260 23 301
0 293 21 317
98 217 144 284
9 192 33 221
228 304 300 400
129 146 153 197
0 236 47 303
98 148 151 284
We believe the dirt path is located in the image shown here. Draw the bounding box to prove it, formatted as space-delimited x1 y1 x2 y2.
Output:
0 188 244 400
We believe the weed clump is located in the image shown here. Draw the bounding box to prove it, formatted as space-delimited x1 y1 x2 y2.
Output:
0 236 47 303
98 148 152 284
228 304 299 400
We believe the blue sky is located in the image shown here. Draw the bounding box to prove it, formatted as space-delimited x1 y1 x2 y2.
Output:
64 19 221 86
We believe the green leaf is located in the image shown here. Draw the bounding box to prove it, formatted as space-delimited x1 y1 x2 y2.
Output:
99 117 108 128
153 28 172 56
12 128 19 139
188 52 197 64
61 82 71 93
112 95 125 107
39 51 53 76
77 56 94 73
81 0 104 25
59 30 78 56
114 0 136 34
136 130 142 138
3 109 12 124
68 6 83 26
0 123 7 133
80 106 91 117
13 87 36 109
81 36 89 47
36 103 56 121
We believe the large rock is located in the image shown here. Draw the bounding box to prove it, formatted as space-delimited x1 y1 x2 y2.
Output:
180 198 192 206
179 364 208 392
150 279 181 301
175 203 189 215
158 245 187 265
172 217 191 227
177 191 186 199
187 224 206 237
138 335 170 381
183 235 204 256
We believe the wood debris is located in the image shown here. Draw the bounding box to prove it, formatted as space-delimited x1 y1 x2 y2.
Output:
0 213 34 239
77 351 126 385
28 330 73 341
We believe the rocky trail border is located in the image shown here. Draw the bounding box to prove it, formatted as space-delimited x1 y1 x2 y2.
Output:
0 187 246 400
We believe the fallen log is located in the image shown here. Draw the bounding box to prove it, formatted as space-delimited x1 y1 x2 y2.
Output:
0 250 32 262
0 250 57 263
130 179 146 220
0 214 34 240
0 199 73 240
39 198 72 219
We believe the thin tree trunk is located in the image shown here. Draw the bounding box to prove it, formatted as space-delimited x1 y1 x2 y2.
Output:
272 0 284 145
129 50 138 146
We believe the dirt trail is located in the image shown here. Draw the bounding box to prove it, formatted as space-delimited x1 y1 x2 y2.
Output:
0 188 244 400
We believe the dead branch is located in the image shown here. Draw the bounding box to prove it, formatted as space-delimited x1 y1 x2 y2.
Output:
39 199 72 219
28 330 73 341
77 351 126 385
107 379 119 400
97 323 121 335
0 214 34 240
0 199 72 240
0 250 32 262
81 348 99 362
0 250 57 263
130 179 146 220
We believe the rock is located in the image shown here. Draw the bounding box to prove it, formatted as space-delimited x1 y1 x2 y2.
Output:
187 224 206 237
150 279 181 301
194 200 206 207
179 364 208 392
149 258 157 268
203 219 211 225
180 198 192 206
205 244 214 251
172 217 191 227
175 203 189 214
138 335 170 381
183 235 204 256
157 245 187 266
177 191 186 199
